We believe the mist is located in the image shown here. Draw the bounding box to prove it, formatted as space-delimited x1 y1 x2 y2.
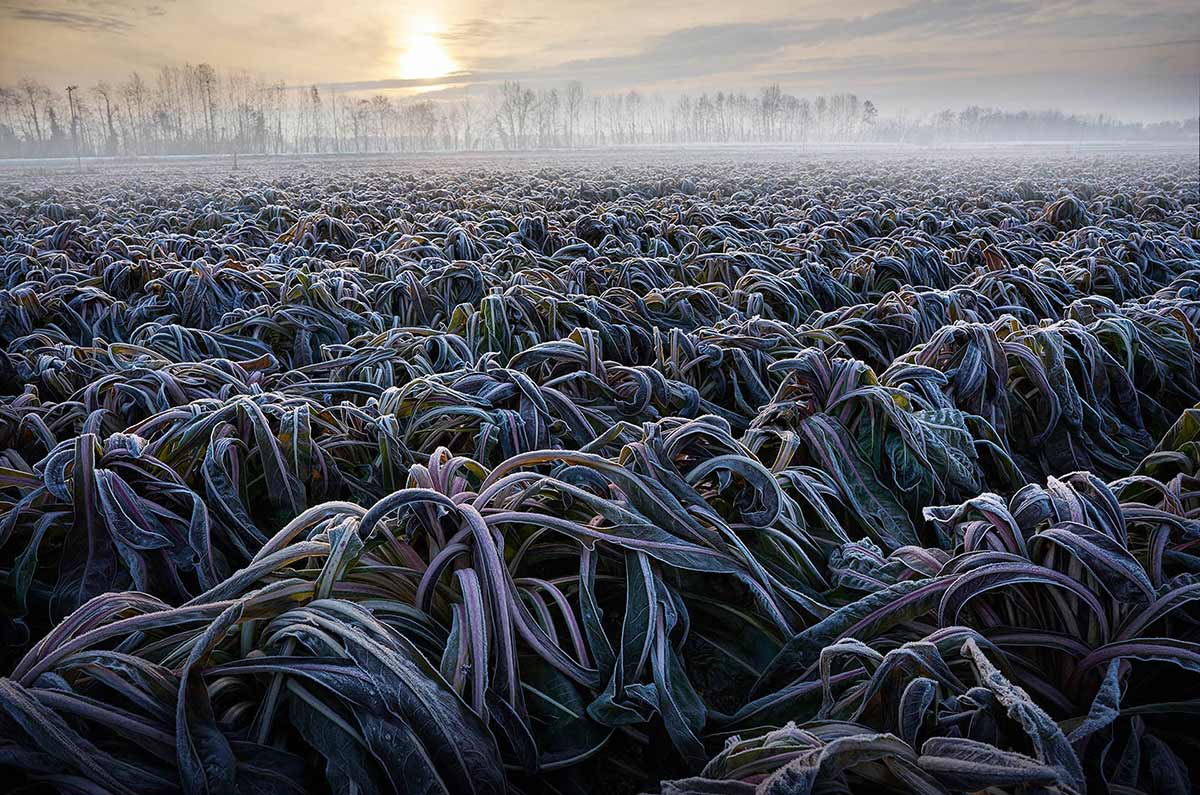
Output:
0 68 1196 161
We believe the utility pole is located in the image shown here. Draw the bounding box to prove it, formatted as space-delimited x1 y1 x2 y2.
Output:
66 84 82 172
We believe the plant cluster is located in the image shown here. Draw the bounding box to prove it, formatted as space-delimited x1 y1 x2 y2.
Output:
0 154 1198 794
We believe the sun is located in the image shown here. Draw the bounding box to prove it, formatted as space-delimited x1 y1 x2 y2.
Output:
397 15 456 80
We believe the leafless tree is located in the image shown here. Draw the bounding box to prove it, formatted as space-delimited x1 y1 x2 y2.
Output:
564 81 584 147
17 79 50 143
92 83 120 154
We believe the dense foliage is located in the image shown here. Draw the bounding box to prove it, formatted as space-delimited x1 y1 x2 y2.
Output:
1 152 1198 794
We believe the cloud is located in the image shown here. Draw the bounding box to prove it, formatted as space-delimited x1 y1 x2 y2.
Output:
1068 37 1200 52
438 17 546 47
0 0 182 32
4 7 133 32
324 73 485 93
459 2 1050 89
0 0 179 32
771 55 978 87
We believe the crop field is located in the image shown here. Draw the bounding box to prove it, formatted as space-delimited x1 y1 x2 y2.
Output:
1 149 1198 794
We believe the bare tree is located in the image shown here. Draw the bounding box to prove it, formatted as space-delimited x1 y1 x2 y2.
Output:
370 94 392 151
494 81 537 149
92 83 120 154
65 84 82 166
564 81 583 147
625 90 641 143
17 79 50 143
461 87 475 150
196 63 218 146
120 73 148 153
328 87 342 153
760 84 782 141
309 85 323 152
0 87 21 148
536 88 560 148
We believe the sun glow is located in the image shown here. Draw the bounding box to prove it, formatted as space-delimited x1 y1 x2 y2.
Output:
397 15 456 81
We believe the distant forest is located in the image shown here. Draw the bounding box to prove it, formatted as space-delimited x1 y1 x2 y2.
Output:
1 63 1196 157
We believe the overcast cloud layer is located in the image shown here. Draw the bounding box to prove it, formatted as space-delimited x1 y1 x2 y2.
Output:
0 0 1196 120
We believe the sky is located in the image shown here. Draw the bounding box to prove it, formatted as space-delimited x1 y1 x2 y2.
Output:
0 0 1196 121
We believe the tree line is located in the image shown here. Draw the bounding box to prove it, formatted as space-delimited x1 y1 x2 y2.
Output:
0 63 1195 158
